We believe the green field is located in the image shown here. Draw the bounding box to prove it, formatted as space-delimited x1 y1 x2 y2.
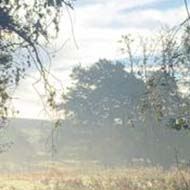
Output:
0 164 189 190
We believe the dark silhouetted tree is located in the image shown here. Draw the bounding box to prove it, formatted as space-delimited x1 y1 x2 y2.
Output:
63 59 147 127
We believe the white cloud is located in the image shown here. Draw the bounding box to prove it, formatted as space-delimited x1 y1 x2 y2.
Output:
13 0 186 119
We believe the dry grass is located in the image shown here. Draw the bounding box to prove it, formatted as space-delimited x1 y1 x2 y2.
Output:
0 165 189 190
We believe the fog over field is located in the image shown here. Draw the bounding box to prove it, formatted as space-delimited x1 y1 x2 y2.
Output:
0 117 189 173
1 0 190 189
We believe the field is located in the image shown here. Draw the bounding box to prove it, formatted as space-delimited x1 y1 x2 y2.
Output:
0 163 189 190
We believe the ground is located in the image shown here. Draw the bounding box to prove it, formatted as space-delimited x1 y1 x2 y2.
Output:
0 163 189 190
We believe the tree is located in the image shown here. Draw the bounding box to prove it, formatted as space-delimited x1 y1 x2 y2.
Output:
140 71 185 127
0 0 74 119
118 24 190 131
63 59 147 127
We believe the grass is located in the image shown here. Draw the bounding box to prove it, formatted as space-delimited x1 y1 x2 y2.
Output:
0 164 189 190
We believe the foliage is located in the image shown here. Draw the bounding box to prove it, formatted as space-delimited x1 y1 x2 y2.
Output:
141 71 182 121
119 25 190 131
63 59 147 127
61 57 189 130
0 0 74 119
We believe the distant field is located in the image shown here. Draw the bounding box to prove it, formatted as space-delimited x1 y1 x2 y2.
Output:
0 164 189 190
0 118 189 189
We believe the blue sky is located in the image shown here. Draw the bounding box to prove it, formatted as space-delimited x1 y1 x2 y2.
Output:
147 0 183 10
75 0 184 10
13 0 187 119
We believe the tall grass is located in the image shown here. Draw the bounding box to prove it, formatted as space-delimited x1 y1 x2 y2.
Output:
0 165 189 190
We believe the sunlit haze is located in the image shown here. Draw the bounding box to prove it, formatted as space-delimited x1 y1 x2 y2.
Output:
13 0 186 119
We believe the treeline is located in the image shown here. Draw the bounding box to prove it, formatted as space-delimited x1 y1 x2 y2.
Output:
59 56 190 131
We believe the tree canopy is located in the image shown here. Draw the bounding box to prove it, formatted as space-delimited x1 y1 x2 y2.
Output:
63 59 148 127
61 58 190 131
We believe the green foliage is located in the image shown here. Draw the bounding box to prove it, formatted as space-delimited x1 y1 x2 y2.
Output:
167 118 190 131
118 25 190 131
63 59 147 127
0 0 74 119
62 59 186 130
142 71 181 120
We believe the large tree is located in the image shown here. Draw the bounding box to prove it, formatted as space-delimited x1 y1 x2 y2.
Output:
62 58 188 131
63 59 147 127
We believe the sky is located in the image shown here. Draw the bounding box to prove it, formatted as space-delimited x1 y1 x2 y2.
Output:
13 0 187 120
